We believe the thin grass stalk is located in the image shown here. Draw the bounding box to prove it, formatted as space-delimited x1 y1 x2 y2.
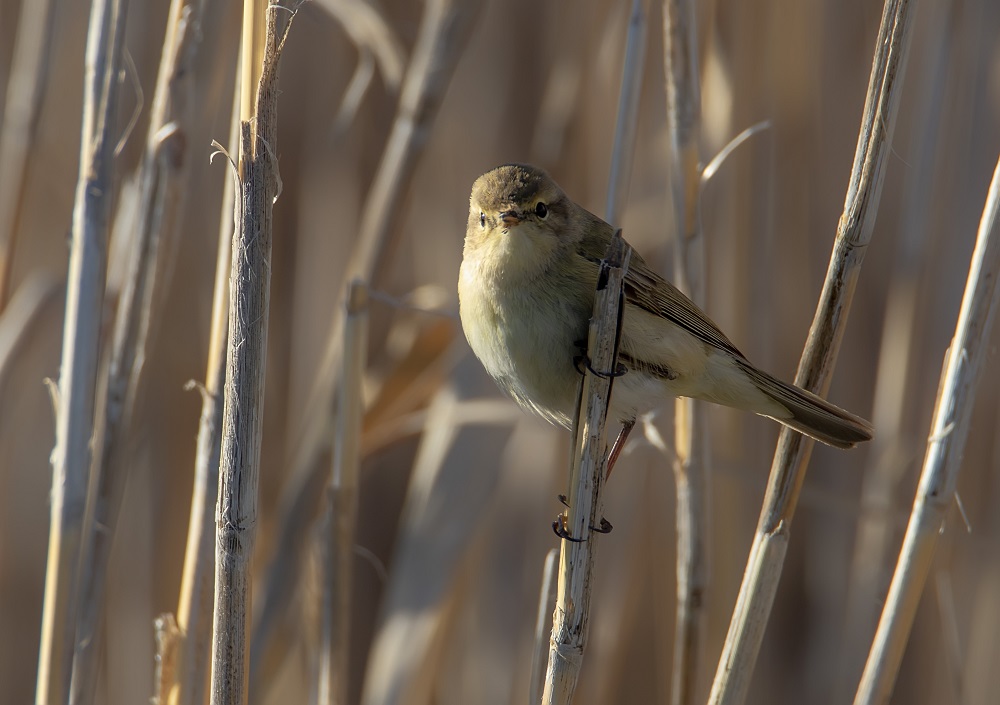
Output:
154 615 181 705
663 1 709 703
604 0 648 227
241 0 267 122
529 549 559 705
70 4 208 703
318 281 368 705
836 4 955 694
707 2 917 703
165 55 243 705
35 2 128 703
541 232 630 705
250 0 483 681
209 3 300 704
853 155 1000 705
0 0 58 309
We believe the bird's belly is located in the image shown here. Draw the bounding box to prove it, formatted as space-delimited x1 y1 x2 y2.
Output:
460 278 588 427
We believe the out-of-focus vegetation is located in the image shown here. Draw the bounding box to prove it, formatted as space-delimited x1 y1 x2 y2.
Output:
1 1 999 704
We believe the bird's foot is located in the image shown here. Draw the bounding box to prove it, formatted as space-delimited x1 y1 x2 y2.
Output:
552 495 614 540
572 354 627 380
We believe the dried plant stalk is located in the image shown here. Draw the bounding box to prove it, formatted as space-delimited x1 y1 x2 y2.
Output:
853 155 1000 705
35 2 128 703
837 3 955 693
209 3 300 704
70 3 209 703
530 549 559 705
707 1 917 703
541 232 630 705
154 615 182 705
166 54 243 705
251 0 483 682
318 281 368 705
604 0 648 227
664 0 710 702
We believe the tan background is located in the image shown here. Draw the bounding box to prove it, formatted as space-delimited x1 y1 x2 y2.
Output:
1 1 999 703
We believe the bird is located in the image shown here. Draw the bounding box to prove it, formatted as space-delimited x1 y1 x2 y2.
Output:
458 163 872 464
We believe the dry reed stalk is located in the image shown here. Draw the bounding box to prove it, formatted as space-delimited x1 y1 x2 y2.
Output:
318 280 368 705
154 614 181 705
0 0 57 308
209 2 301 704
541 232 630 705
70 4 210 703
853 155 1000 705
707 1 917 703
663 1 709 703
604 0 648 227
251 0 483 680
530 549 559 705
164 52 243 705
35 2 128 703
836 3 955 694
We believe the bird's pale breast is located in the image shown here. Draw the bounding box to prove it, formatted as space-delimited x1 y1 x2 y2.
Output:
459 259 593 428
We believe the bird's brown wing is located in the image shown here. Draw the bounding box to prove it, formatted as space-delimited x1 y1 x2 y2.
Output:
575 220 745 359
622 255 746 358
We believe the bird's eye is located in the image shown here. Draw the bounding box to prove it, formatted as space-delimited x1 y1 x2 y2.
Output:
534 202 548 218
479 212 486 228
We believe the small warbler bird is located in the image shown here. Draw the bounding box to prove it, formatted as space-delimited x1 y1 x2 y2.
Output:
458 163 873 451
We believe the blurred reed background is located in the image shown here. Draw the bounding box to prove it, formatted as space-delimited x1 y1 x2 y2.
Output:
1 0 999 704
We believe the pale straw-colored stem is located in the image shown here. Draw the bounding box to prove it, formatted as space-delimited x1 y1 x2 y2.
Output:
541 232 631 705
209 3 301 704
36 2 127 703
853 155 1000 705
707 1 918 703
318 281 368 705
250 0 483 683
604 0 649 227
836 3 955 694
165 48 242 705
664 1 709 702
71 4 208 703
529 549 559 705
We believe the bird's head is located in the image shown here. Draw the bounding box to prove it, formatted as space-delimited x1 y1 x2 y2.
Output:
464 164 579 281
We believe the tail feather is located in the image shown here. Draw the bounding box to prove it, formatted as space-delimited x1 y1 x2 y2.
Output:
740 362 873 449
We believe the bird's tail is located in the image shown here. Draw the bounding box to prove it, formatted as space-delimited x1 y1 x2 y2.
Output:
739 362 873 449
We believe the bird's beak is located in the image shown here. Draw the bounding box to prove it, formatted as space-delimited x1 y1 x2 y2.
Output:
499 210 521 228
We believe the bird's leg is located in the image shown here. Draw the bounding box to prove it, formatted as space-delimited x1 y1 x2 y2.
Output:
555 345 631 539
551 419 633 540
605 418 636 482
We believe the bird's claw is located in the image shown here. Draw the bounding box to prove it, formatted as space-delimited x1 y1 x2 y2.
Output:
552 514 585 542
552 496 614 540
593 517 613 534
572 355 628 380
